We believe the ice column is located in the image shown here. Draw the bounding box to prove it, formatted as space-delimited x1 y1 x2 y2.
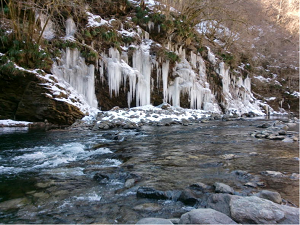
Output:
133 44 152 106
52 47 98 108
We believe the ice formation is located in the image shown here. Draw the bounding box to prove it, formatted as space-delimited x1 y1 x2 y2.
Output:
99 40 222 112
52 47 98 108
36 13 55 40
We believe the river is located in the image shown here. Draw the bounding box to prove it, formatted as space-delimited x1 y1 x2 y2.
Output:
0 117 298 223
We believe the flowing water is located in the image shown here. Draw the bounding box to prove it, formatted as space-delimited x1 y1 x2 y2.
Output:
0 118 299 223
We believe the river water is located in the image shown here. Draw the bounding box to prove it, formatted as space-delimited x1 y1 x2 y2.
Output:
0 118 299 223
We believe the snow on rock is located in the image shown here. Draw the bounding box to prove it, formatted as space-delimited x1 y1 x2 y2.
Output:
97 104 212 126
0 120 32 127
86 12 108 27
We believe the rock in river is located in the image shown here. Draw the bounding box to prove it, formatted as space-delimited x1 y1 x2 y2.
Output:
230 196 299 224
179 208 237 224
255 190 282 204
214 182 235 194
136 218 173 224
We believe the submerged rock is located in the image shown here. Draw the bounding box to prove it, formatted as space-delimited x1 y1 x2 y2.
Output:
133 203 162 212
136 187 171 200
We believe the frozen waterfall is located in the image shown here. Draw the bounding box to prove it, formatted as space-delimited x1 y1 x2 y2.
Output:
52 47 98 108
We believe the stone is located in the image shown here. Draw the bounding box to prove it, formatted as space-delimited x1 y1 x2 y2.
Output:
244 182 257 188
136 218 173 224
181 119 189 126
205 193 236 217
257 123 272 128
230 196 299 224
133 203 162 212
0 198 28 210
262 171 284 177
189 182 211 192
178 189 199 205
256 190 282 204
136 187 170 200
125 179 135 188
169 218 180 224
267 135 285 140
221 154 236 160
214 182 235 194
93 173 109 182
179 208 237 224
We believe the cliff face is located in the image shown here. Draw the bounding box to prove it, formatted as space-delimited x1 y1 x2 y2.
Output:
0 70 85 125
0 0 298 125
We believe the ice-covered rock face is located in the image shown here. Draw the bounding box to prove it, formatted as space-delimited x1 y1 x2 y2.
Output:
52 47 98 109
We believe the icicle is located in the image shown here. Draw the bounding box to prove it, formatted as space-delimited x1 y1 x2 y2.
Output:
52 47 98 108
207 47 216 65
65 18 76 37
133 44 152 106
162 61 169 102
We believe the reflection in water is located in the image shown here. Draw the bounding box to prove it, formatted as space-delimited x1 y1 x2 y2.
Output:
0 118 298 223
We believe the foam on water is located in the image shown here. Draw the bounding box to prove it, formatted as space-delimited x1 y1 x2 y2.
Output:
0 143 114 175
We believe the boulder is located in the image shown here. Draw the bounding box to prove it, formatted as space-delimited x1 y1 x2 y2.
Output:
214 182 235 194
255 190 282 204
205 193 236 217
179 208 237 224
136 218 173 224
178 189 199 205
230 196 299 224
136 187 171 200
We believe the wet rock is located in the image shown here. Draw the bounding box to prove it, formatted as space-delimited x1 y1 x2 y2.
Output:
214 182 235 194
221 154 236 160
93 173 109 182
123 122 139 129
133 203 162 212
136 218 173 224
179 208 237 224
267 135 285 140
256 181 266 187
136 187 170 200
290 173 300 180
231 170 253 179
255 190 282 204
178 189 199 206
124 179 136 188
189 182 211 192
159 118 174 126
0 198 28 210
230 196 299 224
261 170 284 177
257 123 272 128
181 119 189 126
244 182 257 188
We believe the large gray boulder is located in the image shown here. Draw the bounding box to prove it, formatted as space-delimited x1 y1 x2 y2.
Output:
179 208 237 224
230 196 299 224
136 218 173 224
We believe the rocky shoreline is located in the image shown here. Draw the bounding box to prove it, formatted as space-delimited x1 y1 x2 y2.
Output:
134 181 299 224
